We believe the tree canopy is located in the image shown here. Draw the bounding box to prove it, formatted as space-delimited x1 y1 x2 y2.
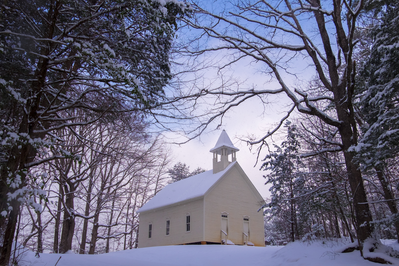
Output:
0 0 189 264
353 0 399 170
167 162 205 183
175 0 374 253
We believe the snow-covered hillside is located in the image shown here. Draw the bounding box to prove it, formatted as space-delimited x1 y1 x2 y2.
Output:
17 239 399 266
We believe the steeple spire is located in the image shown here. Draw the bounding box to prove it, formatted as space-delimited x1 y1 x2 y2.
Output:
210 130 239 174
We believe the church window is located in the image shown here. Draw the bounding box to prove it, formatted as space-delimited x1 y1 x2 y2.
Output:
148 224 152 238
186 215 191 232
166 220 170 235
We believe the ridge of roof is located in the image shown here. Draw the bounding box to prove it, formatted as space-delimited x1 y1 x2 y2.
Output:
210 130 239 152
138 161 237 213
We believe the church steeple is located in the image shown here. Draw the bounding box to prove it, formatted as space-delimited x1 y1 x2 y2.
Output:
210 130 239 174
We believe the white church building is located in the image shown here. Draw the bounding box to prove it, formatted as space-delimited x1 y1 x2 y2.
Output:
137 130 265 247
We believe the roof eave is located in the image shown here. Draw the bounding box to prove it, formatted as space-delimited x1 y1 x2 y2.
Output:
137 195 205 214
209 145 240 153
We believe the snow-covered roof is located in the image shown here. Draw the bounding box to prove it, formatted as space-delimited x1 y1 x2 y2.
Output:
209 130 239 152
138 162 237 213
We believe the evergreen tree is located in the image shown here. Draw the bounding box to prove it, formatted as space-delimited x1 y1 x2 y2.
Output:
354 0 399 241
355 0 399 170
261 121 304 242
168 162 191 182
0 0 189 263
168 162 205 183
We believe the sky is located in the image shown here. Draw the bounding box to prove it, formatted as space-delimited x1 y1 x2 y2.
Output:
165 113 277 199
164 54 309 200
163 0 318 200
18 239 399 266
163 65 309 199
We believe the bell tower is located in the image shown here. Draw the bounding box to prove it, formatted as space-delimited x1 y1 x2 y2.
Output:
210 130 239 174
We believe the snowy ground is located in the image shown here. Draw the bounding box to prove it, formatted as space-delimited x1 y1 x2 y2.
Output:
16 239 399 266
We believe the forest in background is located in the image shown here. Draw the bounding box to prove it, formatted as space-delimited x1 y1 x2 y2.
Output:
1 0 399 264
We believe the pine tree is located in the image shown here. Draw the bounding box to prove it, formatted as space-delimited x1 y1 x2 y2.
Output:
261 121 303 242
355 0 399 170
0 0 189 263
167 162 205 183
354 0 399 241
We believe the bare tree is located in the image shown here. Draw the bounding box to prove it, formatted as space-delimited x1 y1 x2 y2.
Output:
0 0 189 263
170 0 375 254
17 119 171 254
298 117 356 241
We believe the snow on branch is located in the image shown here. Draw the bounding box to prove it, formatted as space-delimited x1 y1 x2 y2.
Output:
300 147 343 158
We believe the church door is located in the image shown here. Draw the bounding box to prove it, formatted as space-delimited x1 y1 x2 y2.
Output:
221 213 228 244
243 217 249 245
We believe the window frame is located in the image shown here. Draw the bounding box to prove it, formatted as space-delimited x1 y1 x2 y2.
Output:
148 223 152 239
166 220 170 236
186 215 191 232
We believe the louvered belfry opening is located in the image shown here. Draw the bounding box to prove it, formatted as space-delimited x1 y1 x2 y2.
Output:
210 130 239 174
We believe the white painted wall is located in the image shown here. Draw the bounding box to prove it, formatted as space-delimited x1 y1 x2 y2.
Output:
138 199 204 248
204 164 265 246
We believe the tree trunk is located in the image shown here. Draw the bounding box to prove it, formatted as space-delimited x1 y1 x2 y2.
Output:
105 196 116 253
0 138 33 265
311 0 374 250
133 227 139 249
59 182 76 254
89 190 103 254
321 214 329 238
334 192 352 240
79 174 93 254
290 182 295 242
338 120 373 250
124 199 130 250
37 207 43 253
0 200 20 266
325 158 353 241
90 170 114 254
333 211 341 238
328 213 335 237
0 4 59 263
89 213 100 254
53 183 63 253
130 189 140 249
375 167 399 242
